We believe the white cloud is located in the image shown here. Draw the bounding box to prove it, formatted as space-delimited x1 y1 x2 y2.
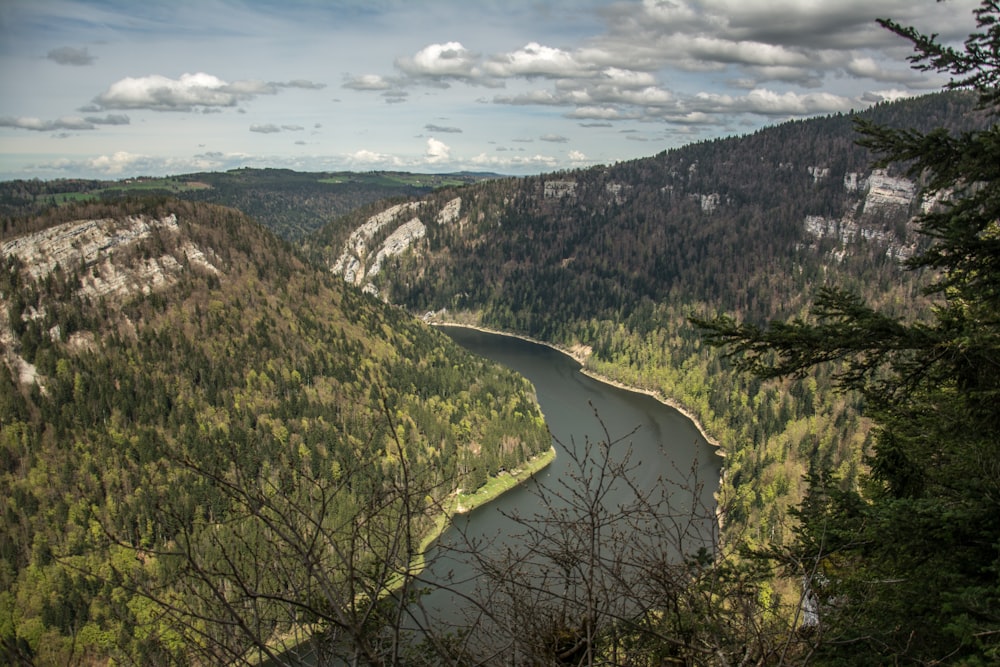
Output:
93 73 325 112
693 88 854 116
88 151 145 174
485 42 592 78
861 89 918 104
469 152 559 169
566 106 622 120
396 42 481 80
425 138 451 163
346 149 405 167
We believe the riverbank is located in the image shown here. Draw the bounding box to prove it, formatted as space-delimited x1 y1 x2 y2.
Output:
431 320 724 458
255 447 556 664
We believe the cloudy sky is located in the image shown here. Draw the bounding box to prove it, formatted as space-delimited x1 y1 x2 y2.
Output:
0 0 983 180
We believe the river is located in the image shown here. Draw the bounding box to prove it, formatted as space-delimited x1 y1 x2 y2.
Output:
275 326 721 663
405 326 722 649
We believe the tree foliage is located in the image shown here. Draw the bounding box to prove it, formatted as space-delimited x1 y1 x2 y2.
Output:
0 198 549 664
697 3 1000 663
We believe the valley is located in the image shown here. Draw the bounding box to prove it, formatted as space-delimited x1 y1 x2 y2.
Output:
0 86 996 665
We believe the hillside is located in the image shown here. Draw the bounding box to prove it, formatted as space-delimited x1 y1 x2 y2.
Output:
0 88 991 664
0 198 549 664
314 90 989 565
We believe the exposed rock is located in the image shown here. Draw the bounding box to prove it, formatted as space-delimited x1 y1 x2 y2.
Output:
1 212 223 387
331 202 424 278
543 180 577 200
2 214 180 280
862 169 916 213
808 165 830 183
365 218 427 282
844 172 866 192
605 182 630 205
331 203 429 293
689 192 722 214
436 197 462 225
803 169 920 262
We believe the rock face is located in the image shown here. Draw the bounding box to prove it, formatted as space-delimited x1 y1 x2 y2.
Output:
331 202 431 296
1 213 223 387
543 180 577 200
802 168 921 262
2 214 221 296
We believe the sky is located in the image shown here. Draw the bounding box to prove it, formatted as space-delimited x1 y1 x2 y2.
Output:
0 0 984 181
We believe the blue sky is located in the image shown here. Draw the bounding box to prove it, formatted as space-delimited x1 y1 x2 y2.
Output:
0 0 982 180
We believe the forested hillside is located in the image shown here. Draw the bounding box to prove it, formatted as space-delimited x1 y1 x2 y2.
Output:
0 23 995 661
0 198 549 664
316 89 991 596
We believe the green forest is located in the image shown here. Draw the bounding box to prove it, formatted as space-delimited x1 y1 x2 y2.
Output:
1 2 998 664
0 198 549 664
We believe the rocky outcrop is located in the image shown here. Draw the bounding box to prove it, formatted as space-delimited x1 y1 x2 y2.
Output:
331 201 431 295
543 180 577 200
803 168 920 261
436 197 462 225
2 213 221 299
1 212 222 387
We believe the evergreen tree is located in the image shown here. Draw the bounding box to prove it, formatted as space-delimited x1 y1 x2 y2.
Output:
696 2 1000 663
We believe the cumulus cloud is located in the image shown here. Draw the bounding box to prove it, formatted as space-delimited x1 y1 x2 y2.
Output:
468 0 974 129
346 149 405 167
250 124 282 133
92 72 325 111
88 151 145 174
540 134 569 143
87 114 131 126
469 152 559 169
861 89 919 104
425 138 451 163
485 42 593 78
396 42 481 80
567 107 623 120
47 46 95 66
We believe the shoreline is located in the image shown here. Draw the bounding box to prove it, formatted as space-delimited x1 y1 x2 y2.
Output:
431 320 724 458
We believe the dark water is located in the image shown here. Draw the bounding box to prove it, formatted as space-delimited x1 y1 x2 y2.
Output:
411 326 722 632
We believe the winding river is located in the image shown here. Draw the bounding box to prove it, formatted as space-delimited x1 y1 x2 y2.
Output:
409 326 722 639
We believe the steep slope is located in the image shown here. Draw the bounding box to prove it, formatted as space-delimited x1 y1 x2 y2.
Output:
315 90 988 564
0 198 549 664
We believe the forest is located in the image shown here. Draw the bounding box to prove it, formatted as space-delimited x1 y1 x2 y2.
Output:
0 198 550 664
2 2 998 663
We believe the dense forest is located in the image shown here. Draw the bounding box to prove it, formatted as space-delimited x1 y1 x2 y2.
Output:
1 3 998 661
0 198 549 664
316 90 986 554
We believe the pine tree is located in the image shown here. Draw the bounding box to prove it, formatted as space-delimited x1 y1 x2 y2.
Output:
695 2 1000 663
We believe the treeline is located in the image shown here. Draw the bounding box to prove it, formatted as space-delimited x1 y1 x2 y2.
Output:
0 198 549 664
